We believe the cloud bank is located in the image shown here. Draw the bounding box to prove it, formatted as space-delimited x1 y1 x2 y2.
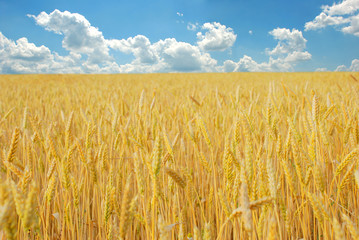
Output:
305 0 359 36
0 9 354 73
335 58 359 71
219 28 312 72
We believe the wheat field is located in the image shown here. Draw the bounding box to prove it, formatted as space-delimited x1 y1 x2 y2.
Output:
0 72 359 239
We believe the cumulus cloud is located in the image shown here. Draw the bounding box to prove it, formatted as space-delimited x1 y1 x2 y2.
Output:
0 9 320 73
221 56 294 72
6 9 213 73
236 55 270 72
157 39 217 72
350 59 359 70
342 14 359 36
323 0 359 15
284 51 312 62
0 33 52 62
23 10 222 73
0 30 122 74
1 11 313 74
108 35 158 64
268 28 308 55
0 32 85 73
219 28 311 72
108 37 217 73
305 13 350 30
1 9 314 73
28 10 112 64
315 67 329 72
335 65 348 71
335 59 359 71
197 22 237 51
305 0 359 36
222 60 238 72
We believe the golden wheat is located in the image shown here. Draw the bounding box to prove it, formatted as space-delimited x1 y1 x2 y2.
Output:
0 72 358 239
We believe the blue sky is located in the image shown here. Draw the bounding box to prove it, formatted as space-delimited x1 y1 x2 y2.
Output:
0 0 358 73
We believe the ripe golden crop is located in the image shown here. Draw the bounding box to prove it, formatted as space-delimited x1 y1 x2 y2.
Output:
0 72 358 239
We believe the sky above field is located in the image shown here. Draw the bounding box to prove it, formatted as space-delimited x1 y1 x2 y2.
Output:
0 0 359 73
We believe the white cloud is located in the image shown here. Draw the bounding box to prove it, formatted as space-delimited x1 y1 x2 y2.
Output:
156 38 217 72
219 28 311 72
1 12 313 74
223 56 292 72
284 51 312 62
0 10 318 73
0 33 52 62
236 55 268 72
304 13 350 30
0 32 86 73
222 60 238 72
342 14 359 36
249 30 253 35
323 0 359 15
107 35 158 64
219 55 292 73
336 58 359 71
28 10 111 64
109 37 217 73
0 30 122 74
335 65 347 71
350 59 359 70
268 28 307 55
305 0 359 36
1 10 225 74
315 67 329 72
25 10 221 73
197 22 237 51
